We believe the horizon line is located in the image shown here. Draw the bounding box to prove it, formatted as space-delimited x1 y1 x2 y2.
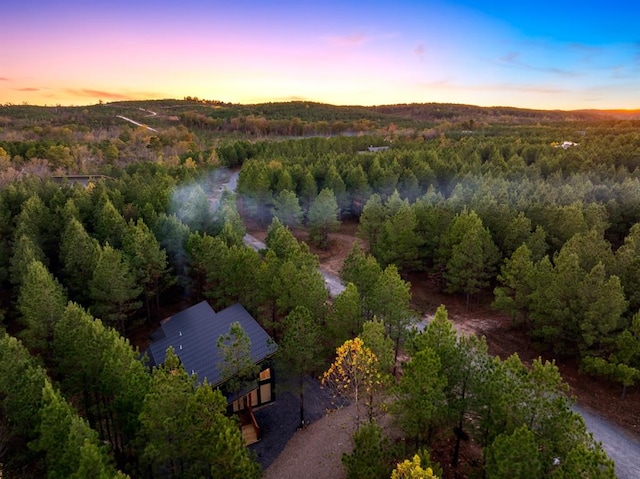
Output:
3 97 640 114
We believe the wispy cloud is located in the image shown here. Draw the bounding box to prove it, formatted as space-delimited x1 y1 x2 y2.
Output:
610 65 632 79
320 31 398 48
63 89 162 101
274 95 312 102
0 77 9 82
634 42 640 66
568 43 601 63
496 51 580 77
414 43 425 60
69 89 135 100
321 32 369 47
15 87 39 92
499 51 519 63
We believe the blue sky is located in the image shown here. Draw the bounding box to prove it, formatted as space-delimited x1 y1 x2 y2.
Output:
1 0 638 109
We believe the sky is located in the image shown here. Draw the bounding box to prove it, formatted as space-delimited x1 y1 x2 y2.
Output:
1 0 639 110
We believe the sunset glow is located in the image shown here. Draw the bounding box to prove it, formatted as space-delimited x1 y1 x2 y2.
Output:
2 0 639 109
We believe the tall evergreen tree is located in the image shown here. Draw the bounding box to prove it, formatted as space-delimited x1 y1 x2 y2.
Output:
370 264 414 370
0 334 49 450
59 217 100 303
393 347 446 445
34 382 126 479
53 303 150 461
278 306 323 428
357 193 387 255
9 233 46 286
271 189 304 228
485 426 542 479
216 322 259 397
328 282 364 347
492 244 536 327
377 202 424 271
17 260 67 356
308 187 340 249
139 349 260 478
123 218 169 320
94 197 127 249
213 189 246 247
442 210 501 308
89 244 142 335
341 244 383 322
13 194 55 261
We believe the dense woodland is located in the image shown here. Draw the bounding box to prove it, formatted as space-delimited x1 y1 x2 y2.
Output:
1 99 639 478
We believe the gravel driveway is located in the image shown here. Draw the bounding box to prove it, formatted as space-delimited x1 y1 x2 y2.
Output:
576 405 640 479
250 375 350 472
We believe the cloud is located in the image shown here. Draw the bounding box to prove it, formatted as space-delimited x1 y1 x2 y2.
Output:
414 43 425 59
15 87 39 92
321 32 369 47
0 77 9 81
569 43 601 62
62 89 163 101
610 65 631 79
66 89 136 100
499 51 519 63
250 95 312 103
279 95 311 102
496 50 581 77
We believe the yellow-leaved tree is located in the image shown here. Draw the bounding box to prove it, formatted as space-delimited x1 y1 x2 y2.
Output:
321 337 383 425
391 454 439 479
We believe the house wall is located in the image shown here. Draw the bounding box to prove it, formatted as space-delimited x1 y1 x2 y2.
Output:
229 366 275 412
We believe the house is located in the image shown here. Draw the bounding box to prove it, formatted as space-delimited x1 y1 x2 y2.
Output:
146 301 278 444
367 145 390 153
51 174 114 188
555 141 579 149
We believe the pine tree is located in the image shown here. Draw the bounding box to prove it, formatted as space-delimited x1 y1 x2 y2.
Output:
271 189 304 228
139 349 260 478
393 347 446 445
278 306 323 427
59 217 100 303
370 264 414 370
216 322 259 397
328 282 363 347
308 187 340 249
17 260 67 356
485 426 542 479
123 218 169 320
53 303 150 460
89 244 142 335
443 210 501 309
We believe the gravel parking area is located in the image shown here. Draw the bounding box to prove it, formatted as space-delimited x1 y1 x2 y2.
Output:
250 375 345 469
260 401 358 479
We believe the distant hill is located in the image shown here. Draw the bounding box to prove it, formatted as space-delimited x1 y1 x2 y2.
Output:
369 103 604 123
0 99 629 132
575 109 640 120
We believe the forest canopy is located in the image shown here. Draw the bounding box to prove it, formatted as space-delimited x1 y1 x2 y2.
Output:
0 99 637 478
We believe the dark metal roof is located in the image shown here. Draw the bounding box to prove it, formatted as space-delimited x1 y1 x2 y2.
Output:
147 301 277 386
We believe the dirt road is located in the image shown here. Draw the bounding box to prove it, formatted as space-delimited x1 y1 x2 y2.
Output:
576 405 640 479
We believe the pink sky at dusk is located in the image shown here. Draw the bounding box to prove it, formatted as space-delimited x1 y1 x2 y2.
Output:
2 0 639 110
